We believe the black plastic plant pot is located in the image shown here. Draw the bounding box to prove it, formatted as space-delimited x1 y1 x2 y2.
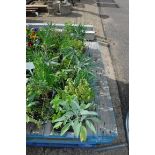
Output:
26 23 118 148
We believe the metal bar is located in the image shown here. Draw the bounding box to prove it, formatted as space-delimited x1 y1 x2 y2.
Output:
126 112 129 142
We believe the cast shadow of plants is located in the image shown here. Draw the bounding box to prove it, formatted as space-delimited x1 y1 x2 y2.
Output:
106 77 129 143
106 78 129 120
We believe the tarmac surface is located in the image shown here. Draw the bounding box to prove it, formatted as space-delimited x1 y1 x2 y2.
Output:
97 0 129 119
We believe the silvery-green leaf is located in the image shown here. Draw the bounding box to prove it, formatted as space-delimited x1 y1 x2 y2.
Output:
52 116 66 123
64 111 74 118
80 126 87 142
72 119 81 137
80 103 86 109
27 102 36 108
86 120 96 134
80 110 98 116
60 122 71 136
53 122 63 129
81 115 87 122
87 117 101 123
84 103 93 109
71 97 80 113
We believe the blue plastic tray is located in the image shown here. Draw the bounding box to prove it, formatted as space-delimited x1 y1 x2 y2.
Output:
26 133 117 148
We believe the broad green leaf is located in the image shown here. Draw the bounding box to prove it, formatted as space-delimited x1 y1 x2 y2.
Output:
71 98 80 112
81 115 87 122
80 110 98 116
84 103 93 109
53 122 63 129
87 117 101 123
80 126 87 142
86 120 96 134
60 101 70 111
63 69 74 72
27 102 36 108
52 116 66 123
48 61 59 65
61 122 71 136
51 56 59 61
26 115 41 128
63 119 68 125
50 95 60 106
27 94 36 102
72 119 81 137
26 115 36 123
59 101 67 107
26 115 30 123
80 103 86 109
64 111 74 119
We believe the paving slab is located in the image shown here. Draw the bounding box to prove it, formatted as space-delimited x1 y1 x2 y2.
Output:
97 0 129 119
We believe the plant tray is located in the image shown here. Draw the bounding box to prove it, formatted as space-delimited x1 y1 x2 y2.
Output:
26 24 118 147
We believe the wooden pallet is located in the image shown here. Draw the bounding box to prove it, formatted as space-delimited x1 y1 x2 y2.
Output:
26 41 117 147
26 4 47 14
26 10 38 16
26 6 39 16
26 8 37 12
26 5 47 8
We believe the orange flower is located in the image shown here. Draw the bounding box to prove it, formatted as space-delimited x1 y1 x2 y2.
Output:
30 33 37 40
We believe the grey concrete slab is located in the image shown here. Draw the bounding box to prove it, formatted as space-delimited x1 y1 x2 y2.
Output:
97 0 129 119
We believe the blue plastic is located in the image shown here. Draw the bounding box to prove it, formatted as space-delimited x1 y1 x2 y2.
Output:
26 132 117 148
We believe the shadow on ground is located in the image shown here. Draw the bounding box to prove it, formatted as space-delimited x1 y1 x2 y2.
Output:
73 7 110 19
106 77 129 145
27 143 128 155
116 80 129 120
76 0 96 5
106 78 129 120
59 12 82 17
97 0 120 8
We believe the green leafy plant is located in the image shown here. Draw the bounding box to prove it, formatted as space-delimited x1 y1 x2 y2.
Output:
64 23 86 42
26 24 100 141
51 95 100 142
60 47 80 69
64 78 94 102
26 114 42 128
38 26 63 54
26 54 58 121
61 37 85 53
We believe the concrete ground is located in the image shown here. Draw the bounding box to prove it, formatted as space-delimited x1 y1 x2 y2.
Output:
26 0 129 154
97 0 129 119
